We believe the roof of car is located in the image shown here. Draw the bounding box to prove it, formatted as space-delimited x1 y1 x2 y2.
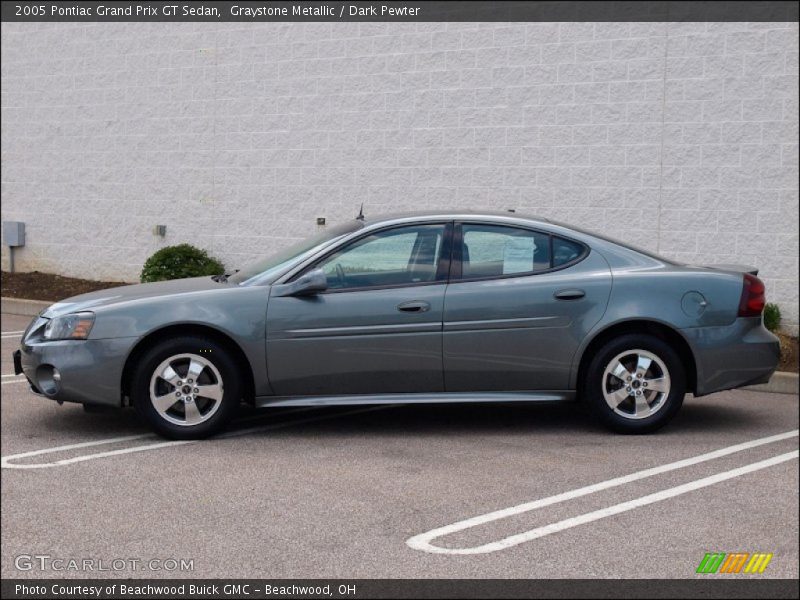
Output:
355 210 677 265
360 210 552 226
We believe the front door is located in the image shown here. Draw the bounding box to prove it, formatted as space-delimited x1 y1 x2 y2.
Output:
266 222 452 396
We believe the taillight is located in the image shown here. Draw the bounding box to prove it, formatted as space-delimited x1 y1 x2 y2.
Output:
738 273 765 317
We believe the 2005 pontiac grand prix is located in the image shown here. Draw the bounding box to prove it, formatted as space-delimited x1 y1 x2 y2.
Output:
13 212 780 439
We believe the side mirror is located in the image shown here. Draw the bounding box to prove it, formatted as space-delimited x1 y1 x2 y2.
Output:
272 268 328 298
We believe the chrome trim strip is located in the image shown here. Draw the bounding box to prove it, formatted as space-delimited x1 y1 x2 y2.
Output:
282 322 442 338
255 391 576 407
443 315 565 331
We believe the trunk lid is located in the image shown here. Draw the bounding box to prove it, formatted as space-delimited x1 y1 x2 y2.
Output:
699 264 759 276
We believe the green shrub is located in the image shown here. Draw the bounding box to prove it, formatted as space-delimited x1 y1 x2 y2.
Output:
140 244 224 283
763 302 781 332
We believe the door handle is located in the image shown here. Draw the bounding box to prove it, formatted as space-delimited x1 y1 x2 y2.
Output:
397 301 431 313
554 289 585 301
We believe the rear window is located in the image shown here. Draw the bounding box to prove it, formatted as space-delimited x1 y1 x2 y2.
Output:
549 220 678 265
553 237 585 267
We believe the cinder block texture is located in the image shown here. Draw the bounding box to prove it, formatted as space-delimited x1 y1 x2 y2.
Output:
1 22 798 332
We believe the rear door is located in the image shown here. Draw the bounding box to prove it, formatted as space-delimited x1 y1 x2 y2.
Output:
266 222 452 396
443 222 612 392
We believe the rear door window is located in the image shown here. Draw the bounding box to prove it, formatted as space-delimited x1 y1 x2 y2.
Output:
460 224 551 280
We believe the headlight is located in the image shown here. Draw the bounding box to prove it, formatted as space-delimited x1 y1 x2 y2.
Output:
43 312 95 340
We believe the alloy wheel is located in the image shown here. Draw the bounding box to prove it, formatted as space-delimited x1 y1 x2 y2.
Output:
602 349 671 420
149 353 224 426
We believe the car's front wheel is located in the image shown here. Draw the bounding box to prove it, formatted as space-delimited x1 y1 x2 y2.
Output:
585 334 685 434
132 336 242 439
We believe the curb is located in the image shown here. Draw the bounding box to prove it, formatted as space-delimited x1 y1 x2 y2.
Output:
745 372 799 396
1 295 797 396
1 297 51 317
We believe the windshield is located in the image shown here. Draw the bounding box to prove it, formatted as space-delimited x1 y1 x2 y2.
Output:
228 221 363 285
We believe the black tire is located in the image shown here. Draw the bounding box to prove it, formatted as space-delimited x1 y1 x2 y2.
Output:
131 335 242 439
585 333 685 434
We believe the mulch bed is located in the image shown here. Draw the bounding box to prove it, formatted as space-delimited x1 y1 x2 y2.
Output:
1 270 125 302
1 270 798 373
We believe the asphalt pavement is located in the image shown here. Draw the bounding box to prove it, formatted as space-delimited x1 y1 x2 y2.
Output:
1 313 797 579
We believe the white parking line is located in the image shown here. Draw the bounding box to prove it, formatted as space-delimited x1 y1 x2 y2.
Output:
407 429 799 554
1 434 153 468
410 451 799 555
21 438 197 468
1 377 26 385
1 405 395 469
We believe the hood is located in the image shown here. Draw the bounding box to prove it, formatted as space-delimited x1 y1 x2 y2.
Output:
42 276 227 318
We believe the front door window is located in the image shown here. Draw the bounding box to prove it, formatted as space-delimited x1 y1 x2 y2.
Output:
315 224 447 290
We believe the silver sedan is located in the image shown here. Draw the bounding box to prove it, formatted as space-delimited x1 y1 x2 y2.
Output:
14 212 780 438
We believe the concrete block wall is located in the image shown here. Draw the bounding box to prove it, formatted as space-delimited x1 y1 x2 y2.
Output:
1 21 798 332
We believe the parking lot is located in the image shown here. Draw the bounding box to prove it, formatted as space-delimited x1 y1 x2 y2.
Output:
1 312 797 579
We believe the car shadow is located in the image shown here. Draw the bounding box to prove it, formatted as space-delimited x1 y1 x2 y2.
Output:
235 396 775 439
31 403 151 437
244 401 600 437
31 395 780 441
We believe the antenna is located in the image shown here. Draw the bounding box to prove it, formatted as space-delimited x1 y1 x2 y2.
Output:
356 203 365 221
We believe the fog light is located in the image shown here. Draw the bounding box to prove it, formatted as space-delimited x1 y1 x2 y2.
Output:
36 365 61 396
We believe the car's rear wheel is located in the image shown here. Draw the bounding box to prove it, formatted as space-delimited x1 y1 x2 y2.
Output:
585 334 685 434
132 336 241 439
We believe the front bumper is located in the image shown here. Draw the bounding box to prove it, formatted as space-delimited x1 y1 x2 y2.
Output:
16 337 136 407
683 317 781 397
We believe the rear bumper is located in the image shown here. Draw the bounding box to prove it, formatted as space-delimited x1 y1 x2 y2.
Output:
682 317 780 397
17 337 135 407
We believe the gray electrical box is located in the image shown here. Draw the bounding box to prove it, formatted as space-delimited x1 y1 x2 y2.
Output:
2 221 25 247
